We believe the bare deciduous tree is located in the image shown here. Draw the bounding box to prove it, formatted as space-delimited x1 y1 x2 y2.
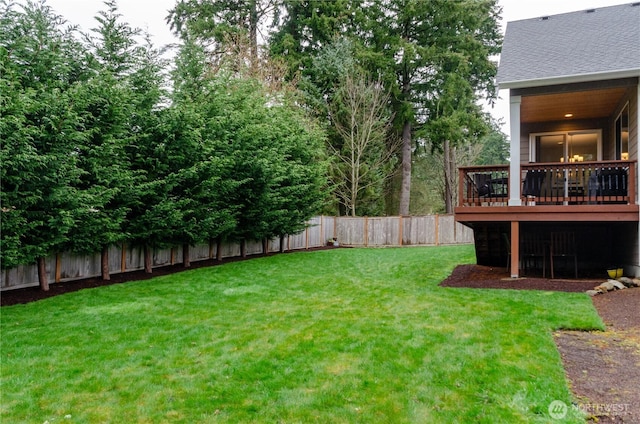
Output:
329 75 398 216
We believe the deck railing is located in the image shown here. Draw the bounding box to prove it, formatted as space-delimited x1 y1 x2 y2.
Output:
459 165 509 206
458 161 636 207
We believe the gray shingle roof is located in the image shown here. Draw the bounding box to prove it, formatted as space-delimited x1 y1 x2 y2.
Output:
497 3 640 88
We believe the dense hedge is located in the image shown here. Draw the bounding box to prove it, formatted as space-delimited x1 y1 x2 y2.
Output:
0 2 327 272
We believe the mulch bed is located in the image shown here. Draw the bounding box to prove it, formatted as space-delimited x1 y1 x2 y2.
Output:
2 259 638 422
439 263 602 292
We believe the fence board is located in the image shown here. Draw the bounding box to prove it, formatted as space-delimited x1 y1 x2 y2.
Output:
191 243 212 261
1 215 473 290
438 215 456 245
268 238 282 253
287 230 308 250
125 245 145 271
246 240 264 256
403 216 437 245
2 262 40 290
219 242 241 259
154 247 173 267
58 251 100 282
456 222 475 244
306 216 323 247
321 216 336 245
337 217 366 246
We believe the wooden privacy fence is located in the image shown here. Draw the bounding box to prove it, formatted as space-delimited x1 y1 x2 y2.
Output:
1 215 473 291
333 215 473 247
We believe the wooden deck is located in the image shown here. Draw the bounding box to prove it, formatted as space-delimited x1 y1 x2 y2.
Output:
455 161 639 277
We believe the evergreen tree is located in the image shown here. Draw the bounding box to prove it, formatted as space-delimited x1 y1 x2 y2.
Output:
271 0 502 215
0 0 92 289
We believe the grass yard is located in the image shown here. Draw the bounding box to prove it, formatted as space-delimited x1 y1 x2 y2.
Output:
1 245 603 423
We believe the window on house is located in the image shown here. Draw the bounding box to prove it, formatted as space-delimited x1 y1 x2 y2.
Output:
531 130 601 163
616 104 629 160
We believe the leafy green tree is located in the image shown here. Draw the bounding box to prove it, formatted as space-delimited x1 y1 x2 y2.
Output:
476 124 509 166
138 104 238 267
167 0 280 69
254 97 328 242
202 75 327 254
60 74 134 279
89 0 141 77
168 40 240 263
0 0 92 289
272 0 502 215
59 0 157 279
269 0 363 80
364 0 501 215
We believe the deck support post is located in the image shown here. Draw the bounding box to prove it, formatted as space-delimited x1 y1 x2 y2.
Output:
510 221 520 278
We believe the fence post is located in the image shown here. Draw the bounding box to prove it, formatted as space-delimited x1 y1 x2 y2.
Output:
364 216 369 247
398 216 403 246
435 215 440 246
121 243 126 273
454 217 458 244
55 253 61 283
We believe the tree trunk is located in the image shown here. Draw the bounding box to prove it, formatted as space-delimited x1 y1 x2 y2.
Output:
262 238 269 255
101 246 110 281
279 235 286 253
37 256 49 291
183 243 191 268
450 144 457 210
144 244 153 274
399 120 412 216
443 140 453 213
443 140 457 214
249 0 258 70
216 239 223 261
240 239 247 258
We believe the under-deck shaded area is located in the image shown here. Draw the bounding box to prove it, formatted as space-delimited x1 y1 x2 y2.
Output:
469 221 639 278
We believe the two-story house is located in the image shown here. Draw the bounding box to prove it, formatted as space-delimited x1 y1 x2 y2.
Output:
455 3 640 279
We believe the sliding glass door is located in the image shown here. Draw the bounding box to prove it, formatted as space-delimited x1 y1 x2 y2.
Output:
531 130 601 163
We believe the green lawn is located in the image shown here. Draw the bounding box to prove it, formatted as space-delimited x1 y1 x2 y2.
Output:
1 245 602 423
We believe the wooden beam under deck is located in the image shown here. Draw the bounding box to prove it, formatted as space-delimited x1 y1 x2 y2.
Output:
510 221 519 278
455 204 640 224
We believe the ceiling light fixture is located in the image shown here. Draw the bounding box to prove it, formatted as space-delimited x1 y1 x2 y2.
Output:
564 113 573 118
